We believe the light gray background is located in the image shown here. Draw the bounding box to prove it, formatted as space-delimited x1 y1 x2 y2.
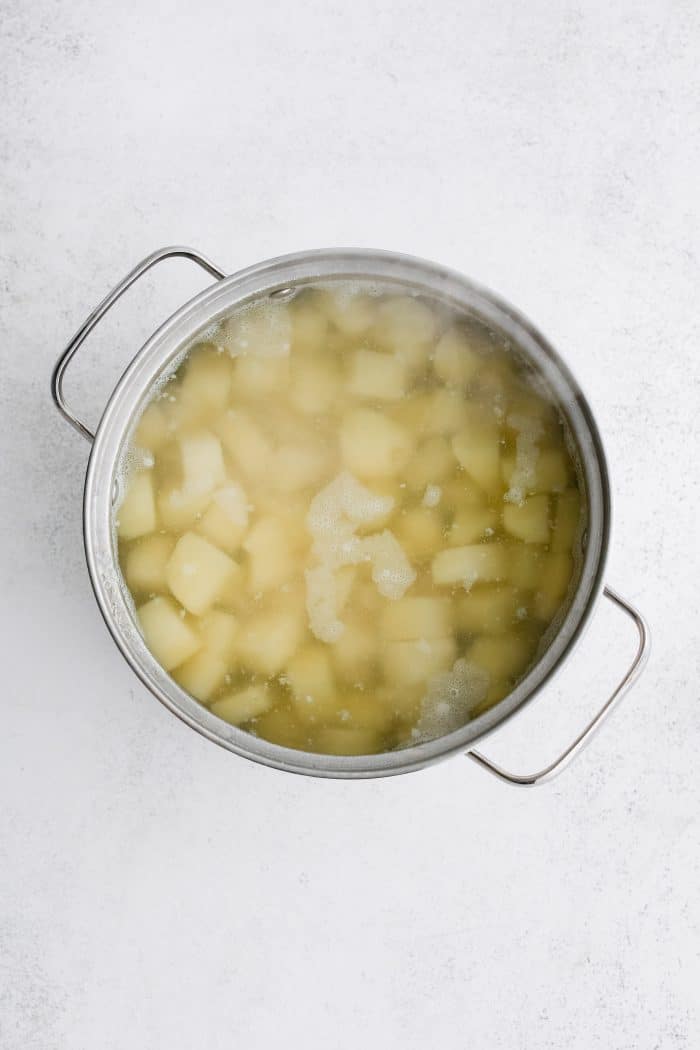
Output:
1 2 698 1047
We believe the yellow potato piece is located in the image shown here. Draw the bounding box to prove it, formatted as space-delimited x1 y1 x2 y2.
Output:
179 348 234 415
452 422 502 494
174 648 228 702
197 482 249 553
215 410 273 478
340 408 413 478
166 532 240 615
289 357 340 415
137 596 201 671
404 436 454 492
381 597 452 641
286 645 338 722
448 506 498 545
244 516 298 593
210 684 273 725
134 401 169 453
503 494 550 544
395 507 444 561
432 544 508 587
179 430 227 498
198 610 239 663
432 327 482 386
236 609 304 676
508 544 548 589
124 534 175 594
347 349 407 401
118 472 157 541
455 585 521 634
383 637 456 687
331 618 379 684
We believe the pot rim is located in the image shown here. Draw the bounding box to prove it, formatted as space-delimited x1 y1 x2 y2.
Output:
83 247 611 778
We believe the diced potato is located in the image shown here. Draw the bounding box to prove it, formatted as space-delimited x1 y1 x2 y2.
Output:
244 516 298 593
137 596 201 670
374 296 437 369
347 349 407 401
289 357 340 415
314 726 383 755
325 290 376 337
468 633 534 679
272 442 330 493
455 585 520 634
157 485 210 531
381 596 452 641
452 422 502 494
404 436 454 492
290 298 329 355
198 609 239 663
552 490 581 553
118 472 157 542
432 544 508 587
508 544 547 589
197 482 249 553
215 410 273 478
179 430 227 499
340 408 413 478
331 618 379 684
352 479 400 534
395 507 444 561
336 694 394 732
255 707 308 749
362 529 417 599
166 531 240 615
286 645 338 722
124 534 176 594
179 347 234 414
423 389 469 435
448 506 498 545
134 401 169 452
220 302 292 359
210 684 273 725
383 637 456 687
502 446 570 494
174 648 228 701
534 553 573 619
232 355 290 399
503 494 550 544
440 477 487 509
236 608 304 676
432 327 482 386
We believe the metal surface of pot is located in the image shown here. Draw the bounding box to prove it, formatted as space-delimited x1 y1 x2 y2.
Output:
52 246 650 783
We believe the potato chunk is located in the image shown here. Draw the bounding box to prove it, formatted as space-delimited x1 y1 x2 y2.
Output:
325 290 376 337
455 585 520 634
215 410 273 478
340 408 413 478
118 472 157 541
452 421 502 494
134 401 169 453
395 507 444 561
236 609 304 676
287 645 338 722
166 532 240 615
197 482 249 553
290 357 340 415
404 436 454 492
331 617 379 684
174 648 228 701
124 534 176 594
448 506 498 545
137 596 201 670
179 430 227 497
233 355 290 399
179 348 234 415
432 544 508 587
432 327 482 386
244 516 298 593
198 610 239 663
383 637 456 687
374 296 437 369
347 349 407 401
381 597 452 641
210 684 273 725
503 494 550 544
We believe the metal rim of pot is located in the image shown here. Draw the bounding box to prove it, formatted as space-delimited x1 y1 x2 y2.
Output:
52 245 650 784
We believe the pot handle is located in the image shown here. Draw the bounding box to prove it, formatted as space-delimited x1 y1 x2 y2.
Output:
466 586 650 786
51 245 227 443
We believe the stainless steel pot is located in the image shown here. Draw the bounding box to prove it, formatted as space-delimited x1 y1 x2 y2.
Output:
52 246 650 784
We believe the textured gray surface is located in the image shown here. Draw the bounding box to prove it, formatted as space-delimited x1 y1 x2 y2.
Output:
1 2 698 1047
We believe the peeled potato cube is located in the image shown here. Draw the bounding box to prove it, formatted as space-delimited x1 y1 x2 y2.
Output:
166 531 240 615
468 633 534 679
290 357 340 415
325 290 376 337
179 347 234 414
314 726 383 756
503 494 550 544
118 472 157 541
340 408 413 478
273 442 330 493
331 618 378 684
502 446 569 495
197 482 249 553
404 436 454 492
198 610 239 663
381 596 452 641
424 389 469 435
137 596 201 670
395 507 444 561
552 490 581 553
337 694 393 732
157 485 210 531
432 327 482 386
534 553 573 619
236 608 304 676
179 430 227 499
210 684 273 725
134 401 169 453
374 296 437 369
440 477 487 509
448 506 498 545
220 302 292 359
383 637 456 687
347 349 407 401
124 534 176 594
233 355 290 398
287 645 338 722
452 422 502 494
244 516 297 593
174 648 228 701
432 544 507 587
290 299 329 355
455 585 520 634
215 410 273 478
508 544 547 589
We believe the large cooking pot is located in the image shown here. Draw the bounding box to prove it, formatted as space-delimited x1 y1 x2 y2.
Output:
52 246 650 784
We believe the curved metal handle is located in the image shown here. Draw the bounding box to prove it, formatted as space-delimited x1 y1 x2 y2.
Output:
51 245 227 444
467 585 650 786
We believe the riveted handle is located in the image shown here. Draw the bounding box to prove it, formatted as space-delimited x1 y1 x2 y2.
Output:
51 245 227 443
466 586 650 786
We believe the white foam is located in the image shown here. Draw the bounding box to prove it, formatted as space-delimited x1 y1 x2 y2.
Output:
413 659 490 742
